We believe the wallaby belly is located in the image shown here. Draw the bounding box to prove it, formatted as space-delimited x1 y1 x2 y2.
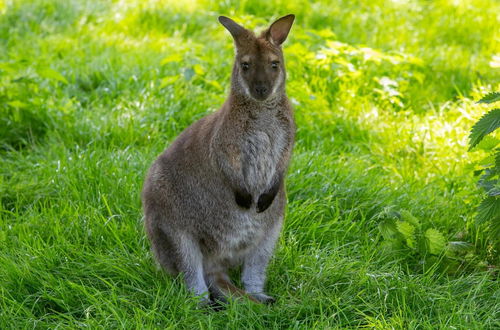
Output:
209 211 265 261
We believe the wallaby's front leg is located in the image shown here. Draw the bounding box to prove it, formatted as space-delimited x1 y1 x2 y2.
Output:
257 138 292 213
257 173 283 213
214 144 253 209
241 220 282 304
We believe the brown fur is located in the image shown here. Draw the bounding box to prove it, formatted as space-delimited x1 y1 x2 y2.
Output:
142 15 296 306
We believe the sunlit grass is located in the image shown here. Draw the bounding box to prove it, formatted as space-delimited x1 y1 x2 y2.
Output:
1 0 499 328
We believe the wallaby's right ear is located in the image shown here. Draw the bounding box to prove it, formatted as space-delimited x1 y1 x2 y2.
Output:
267 14 295 46
218 16 246 42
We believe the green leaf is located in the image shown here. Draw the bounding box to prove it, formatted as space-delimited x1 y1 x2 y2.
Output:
478 154 495 167
380 239 404 253
400 210 421 228
469 108 500 150
425 228 446 255
38 67 68 84
378 219 398 239
488 186 500 197
396 221 416 248
160 54 183 65
7 100 28 108
476 196 500 240
475 135 500 152
206 79 223 91
476 196 500 224
0 61 16 75
477 168 498 195
159 75 180 89
478 92 500 104
193 64 205 76
495 149 500 170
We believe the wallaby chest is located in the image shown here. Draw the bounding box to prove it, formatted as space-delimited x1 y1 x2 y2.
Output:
239 109 287 193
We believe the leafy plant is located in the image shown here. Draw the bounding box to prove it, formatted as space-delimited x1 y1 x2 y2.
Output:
377 208 460 271
377 207 485 273
469 92 500 249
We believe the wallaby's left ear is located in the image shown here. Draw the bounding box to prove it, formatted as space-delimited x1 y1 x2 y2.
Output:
267 14 295 46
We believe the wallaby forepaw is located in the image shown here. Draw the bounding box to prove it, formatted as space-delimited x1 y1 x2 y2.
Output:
235 189 252 209
256 193 274 213
250 293 276 304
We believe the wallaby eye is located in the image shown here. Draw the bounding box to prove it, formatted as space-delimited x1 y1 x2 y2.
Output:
271 61 279 69
241 62 250 71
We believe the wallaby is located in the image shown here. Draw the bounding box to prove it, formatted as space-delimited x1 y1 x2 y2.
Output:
142 14 296 306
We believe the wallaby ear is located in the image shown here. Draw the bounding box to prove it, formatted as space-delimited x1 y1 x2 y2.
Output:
267 14 295 46
219 16 246 42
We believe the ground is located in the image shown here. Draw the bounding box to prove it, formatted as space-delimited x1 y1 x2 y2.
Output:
0 0 499 328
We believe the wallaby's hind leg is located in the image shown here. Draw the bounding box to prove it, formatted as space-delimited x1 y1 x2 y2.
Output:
172 231 209 302
146 221 178 274
204 271 228 304
146 221 209 303
241 219 282 304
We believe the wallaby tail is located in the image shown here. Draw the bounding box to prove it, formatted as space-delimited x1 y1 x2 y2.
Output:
211 272 260 303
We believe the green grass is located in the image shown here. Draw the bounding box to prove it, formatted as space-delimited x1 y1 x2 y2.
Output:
1 0 499 328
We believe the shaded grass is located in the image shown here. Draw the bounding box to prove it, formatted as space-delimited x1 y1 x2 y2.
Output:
1 0 500 328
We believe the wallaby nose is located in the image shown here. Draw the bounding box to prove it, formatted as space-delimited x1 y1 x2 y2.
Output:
255 85 268 96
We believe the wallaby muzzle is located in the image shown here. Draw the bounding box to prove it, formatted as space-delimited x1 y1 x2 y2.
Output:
251 82 271 100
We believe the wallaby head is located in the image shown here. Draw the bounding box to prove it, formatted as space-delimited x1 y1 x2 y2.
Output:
218 15 295 101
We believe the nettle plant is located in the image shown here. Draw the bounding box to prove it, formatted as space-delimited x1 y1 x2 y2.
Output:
469 92 500 244
376 206 487 273
377 208 450 270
